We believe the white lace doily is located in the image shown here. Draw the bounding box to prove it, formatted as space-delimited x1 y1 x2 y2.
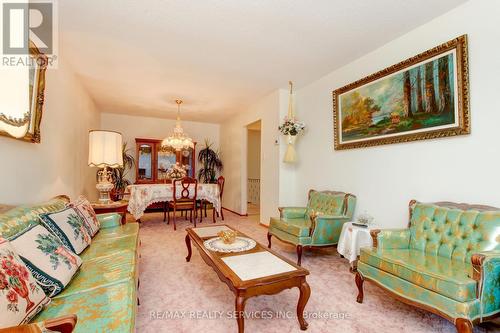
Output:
203 237 256 253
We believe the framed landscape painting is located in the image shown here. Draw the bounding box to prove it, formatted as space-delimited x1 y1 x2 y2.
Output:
333 35 469 150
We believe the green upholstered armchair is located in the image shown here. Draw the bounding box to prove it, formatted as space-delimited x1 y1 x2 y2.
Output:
355 200 500 333
268 190 356 265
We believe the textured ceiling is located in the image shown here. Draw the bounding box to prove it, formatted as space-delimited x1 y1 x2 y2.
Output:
59 0 466 123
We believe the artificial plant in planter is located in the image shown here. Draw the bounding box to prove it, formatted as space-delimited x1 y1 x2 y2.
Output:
197 139 223 183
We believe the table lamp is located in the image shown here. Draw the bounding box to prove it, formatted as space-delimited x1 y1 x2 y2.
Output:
88 130 123 204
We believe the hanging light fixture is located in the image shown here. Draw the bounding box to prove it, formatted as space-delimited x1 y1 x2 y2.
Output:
161 99 194 151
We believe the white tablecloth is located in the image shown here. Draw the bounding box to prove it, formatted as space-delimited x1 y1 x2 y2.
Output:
127 183 221 220
337 222 378 263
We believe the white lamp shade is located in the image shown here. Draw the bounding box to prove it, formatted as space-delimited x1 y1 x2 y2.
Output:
88 130 123 168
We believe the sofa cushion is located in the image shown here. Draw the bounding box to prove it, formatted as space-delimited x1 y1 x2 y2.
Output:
34 281 136 333
69 196 100 237
9 225 82 297
54 250 137 299
360 247 476 302
39 207 91 254
0 197 68 240
409 203 500 262
357 261 481 321
93 223 139 242
0 238 50 328
269 217 311 237
79 234 138 262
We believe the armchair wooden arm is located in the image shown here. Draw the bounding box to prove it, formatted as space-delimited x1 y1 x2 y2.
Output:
471 253 486 298
370 229 381 248
0 315 77 333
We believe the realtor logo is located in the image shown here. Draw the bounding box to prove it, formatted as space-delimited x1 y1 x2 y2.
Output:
1 0 57 67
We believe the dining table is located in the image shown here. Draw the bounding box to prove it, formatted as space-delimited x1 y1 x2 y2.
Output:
127 183 221 221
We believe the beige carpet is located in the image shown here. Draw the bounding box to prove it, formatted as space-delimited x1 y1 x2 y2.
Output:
133 211 498 333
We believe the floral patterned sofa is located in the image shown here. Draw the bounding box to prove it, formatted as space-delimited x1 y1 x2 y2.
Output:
0 196 139 332
355 200 500 333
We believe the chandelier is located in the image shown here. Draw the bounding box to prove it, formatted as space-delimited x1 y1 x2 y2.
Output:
161 99 194 151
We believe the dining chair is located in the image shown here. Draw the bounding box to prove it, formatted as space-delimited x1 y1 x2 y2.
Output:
165 177 197 230
198 176 225 224
216 176 225 221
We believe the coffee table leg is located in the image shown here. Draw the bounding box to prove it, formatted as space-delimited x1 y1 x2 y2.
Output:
185 235 192 262
297 279 310 330
235 294 246 333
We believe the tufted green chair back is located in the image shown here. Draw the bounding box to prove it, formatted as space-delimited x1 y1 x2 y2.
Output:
409 202 500 262
306 190 354 217
0 195 69 239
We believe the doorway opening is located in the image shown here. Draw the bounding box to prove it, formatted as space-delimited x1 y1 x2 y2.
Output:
246 120 261 221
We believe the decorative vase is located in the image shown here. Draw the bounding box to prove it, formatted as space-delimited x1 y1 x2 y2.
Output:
283 134 297 163
11 276 34 312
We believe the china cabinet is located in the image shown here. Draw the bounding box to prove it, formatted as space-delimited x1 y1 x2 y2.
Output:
135 138 196 184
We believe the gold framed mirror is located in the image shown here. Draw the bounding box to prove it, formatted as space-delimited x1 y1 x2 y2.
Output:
0 41 48 143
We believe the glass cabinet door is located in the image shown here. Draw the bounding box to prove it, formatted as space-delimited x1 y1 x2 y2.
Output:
137 144 154 181
179 148 195 177
157 146 176 180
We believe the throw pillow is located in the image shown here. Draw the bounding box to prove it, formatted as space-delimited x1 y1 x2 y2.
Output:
0 237 50 328
39 207 91 254
68 196 100 237
8 225 82 297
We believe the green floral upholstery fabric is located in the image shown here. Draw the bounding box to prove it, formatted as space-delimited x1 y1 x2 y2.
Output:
478 252 500 318
306 191 345 216
79 234 138 262
55 250 137 299
34 280 136 332
269 217 311 237
0 197 68 239
34 215 139 332
1 199 139 332
376 229 411 249
359 202 500 323
360 248 476 302
409 203 500 262
269 190 356 248
358 261 483 321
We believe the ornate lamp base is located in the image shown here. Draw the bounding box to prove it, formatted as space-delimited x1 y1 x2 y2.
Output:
96 166 114 204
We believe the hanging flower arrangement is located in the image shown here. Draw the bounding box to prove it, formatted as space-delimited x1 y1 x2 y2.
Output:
279 81 305 163
278 117 305 136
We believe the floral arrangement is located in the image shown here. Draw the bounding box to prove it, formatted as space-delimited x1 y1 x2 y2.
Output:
166 163 187 180
278 117 305 136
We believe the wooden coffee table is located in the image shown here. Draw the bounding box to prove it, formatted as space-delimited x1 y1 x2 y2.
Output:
185 224 310 333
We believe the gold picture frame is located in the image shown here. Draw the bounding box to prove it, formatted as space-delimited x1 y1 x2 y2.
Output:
333 35 470 150
0 41 48 143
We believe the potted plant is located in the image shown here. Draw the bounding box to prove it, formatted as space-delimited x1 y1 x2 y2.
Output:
97 143 135 201
197 139 223 183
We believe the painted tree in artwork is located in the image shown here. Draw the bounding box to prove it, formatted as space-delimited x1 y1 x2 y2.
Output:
35 233 77 270
341 91 379 129
424 62 437 113
403 70 413 117
415 67 424 114
438 55 452 113
66 214 88 243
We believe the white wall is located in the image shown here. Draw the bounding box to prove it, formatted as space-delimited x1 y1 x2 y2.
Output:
219 90 281 223
290 0 500 228
100 113 220 182
0 59 100 205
